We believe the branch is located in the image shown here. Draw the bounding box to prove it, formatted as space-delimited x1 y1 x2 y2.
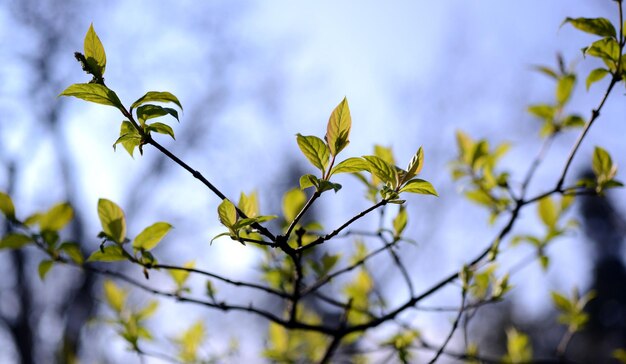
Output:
427 289 467 364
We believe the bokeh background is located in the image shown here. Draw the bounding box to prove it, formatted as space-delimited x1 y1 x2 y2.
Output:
1 0 625 362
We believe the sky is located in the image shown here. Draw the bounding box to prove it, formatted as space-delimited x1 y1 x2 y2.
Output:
1 0 625 362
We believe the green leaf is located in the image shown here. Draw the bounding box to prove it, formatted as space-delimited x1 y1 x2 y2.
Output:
456 131 475 164
218 200 238 229
147 122 175 140
503 328 532 363
38 260 54 281
282 188 306 222
97 199 126 243
133 222 173 251
0 192 15 219
533 65 558 79
399 179 438 196
84 23 106 76
585 37 620 64
113 121 141 156
168 261 195 289
563 17 616 38
592 146 615 179
59 242 84 264
136 104 179 123
299 174 319 190
527 104 556 120
59 83 123 109
39 202 73 232
550 291 573 312
0 233 32 250
317 180 342 193
613 349 626 364
103 280 127 312
175 321 206 362
404 147 424 182
393 206 408 237
556 74 576 105
586 68 609 90
296 134 329 172
330 157 369 175
363 155 398 187
562 114 585 128
238 191 259 218
87 245 127 262
137 301 159 320
538 197 558 228
325 97 352 156
131 91 183 111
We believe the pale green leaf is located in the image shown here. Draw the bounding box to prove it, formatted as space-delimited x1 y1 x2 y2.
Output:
556 74 576 105
38 260 54 281
59 83 123 108
113 121 141 156
296 134 329 172
39 202 73 232
586 68 609 90
330 157 369 175
563 17 616 38
393 206 408 237
84 23 106 76
218 200 237 228
168 261 195 288
147 122 175 140
299 174 318 190
0 233 32 250
282 188 306 222
399 179 438 196
538 197 558 228
592 146 615 179
404 147 424 182
97 199 126 243
133 222 173 251
363 155 397 187
59 242 84 264
131 91 183 110
0 192 15 219
87 245 127 262
238 191 259 218
527 104 555 120
137 301 159 320
103 280 127 312
325 97 351 156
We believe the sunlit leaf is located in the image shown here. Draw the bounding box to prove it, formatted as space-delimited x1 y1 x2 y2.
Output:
175 321 206 363
136 104 179 122
0 233 32 250
363 155 397 187
399 179 438 196
563 17 616 38
330 157 369 175
113 121 141 156
103 280 127 313
39 202 73 232
147 122 175 140
527 104 555 120
59 83 123 108
393 206 408 237
97 199 126 243
282 188 306 222
586 68 609 90
131 91 183 111
83 23 106 76
168 261 195 289
296 134 329 172
503 328 532 363
133 222 173 251
59 242 84 264
325 97 351 156
238 191 259 218
404 147 424 182
87 245 127 262
299 174 318 190
0 192 15 219
556 74 576 105
218 200 238 229
538 197 558 228
592 146 616 181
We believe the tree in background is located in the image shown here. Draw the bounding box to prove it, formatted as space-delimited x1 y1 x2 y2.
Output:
2 3 626 364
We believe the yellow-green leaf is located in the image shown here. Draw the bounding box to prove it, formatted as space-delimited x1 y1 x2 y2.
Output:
0 192 15 219
59 83 123 108
133 222 173 251
59 242 84 264
218 200 237 228
176 321 206 362
282 188 306 222
238 191 258 218
556 74 576 105
114 121 141 156
87 245 127 262
592 146 615 179
38 260 54 281
392 206 408 237
131 91 182 111
563 17 616 38
399 179 438 196
84 23 106 76
147 122 175 140
586 68 609 90
404 147 424 182
538 197 558 228
325 97 351 156
103 280 127 313
39 202 73 232
0 233 32 250
363 155 397 187
296 134 329 172
330 157 369 175
168 261 195 288
97 198 126 243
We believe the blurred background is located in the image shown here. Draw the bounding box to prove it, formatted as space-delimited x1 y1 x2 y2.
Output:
1 0 625 362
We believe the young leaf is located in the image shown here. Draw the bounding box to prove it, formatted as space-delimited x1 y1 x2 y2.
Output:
59 83 123 109
363 155 397 187
538 197 558 229
131 91 183 111
282 188 306 222
175 321 206 363
103 280 127 313
97 198 127 243
218 200 238 229
136 104 179 122
592 146 615 180
114 121 141 156
330 157 369 175
238 191 259 218
586 68 609 90
147 122 175 140
556 74 576 105
533 65 558 79
563 17 616 38
503 328 532 363
399 179 438 196
325 97 352 156
0 233 32 250
39 202 73 232
133 222 173 251
296 134 330 172
404 147 424 182
527 104 555 120
585 37 620 63
87 245 127 262
299 174 319 190
83 23 106 76
38 260 54 281
0 192 15 219
168 261 195 289
59 242 84 264
562 115 585 128
393 206 408 237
